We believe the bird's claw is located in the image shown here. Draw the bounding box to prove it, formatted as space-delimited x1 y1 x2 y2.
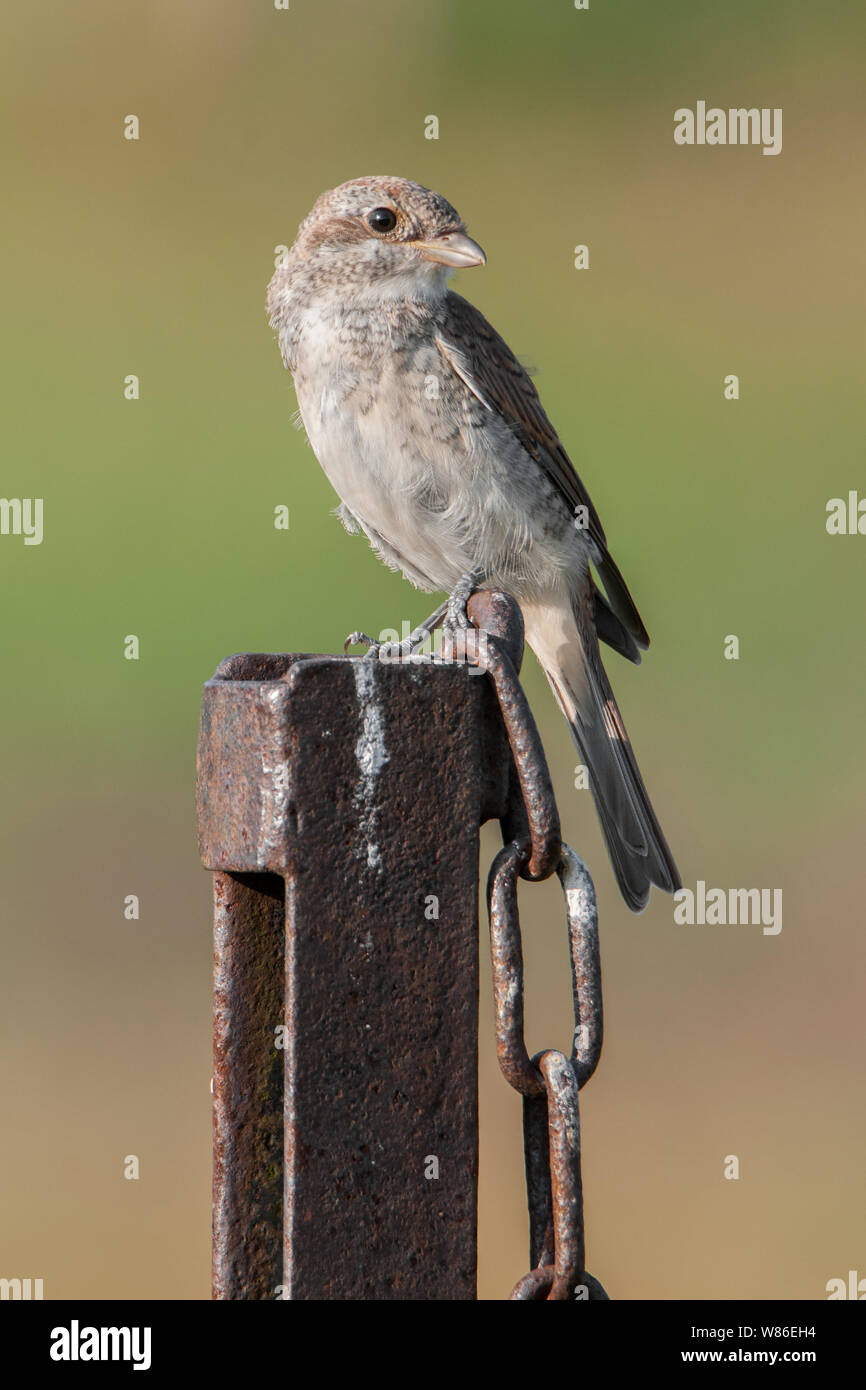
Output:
342 600 451 663
344 578 484 663
344 630 381 657
444 570 484 633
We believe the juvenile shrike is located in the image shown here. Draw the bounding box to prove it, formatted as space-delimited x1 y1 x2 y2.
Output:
267 176 680 911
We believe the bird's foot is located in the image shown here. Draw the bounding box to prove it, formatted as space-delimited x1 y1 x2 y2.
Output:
440 571 489 672
444 570 485 633
344 600 449 662
344 576 484 664
343 630 381 658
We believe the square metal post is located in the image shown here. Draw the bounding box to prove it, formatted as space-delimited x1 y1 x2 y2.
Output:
196 596 521 1300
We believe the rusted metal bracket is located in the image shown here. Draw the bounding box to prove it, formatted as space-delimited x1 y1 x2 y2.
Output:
196 593 524 1300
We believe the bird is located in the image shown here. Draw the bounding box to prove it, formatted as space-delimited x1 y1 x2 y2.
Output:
266 176 680 911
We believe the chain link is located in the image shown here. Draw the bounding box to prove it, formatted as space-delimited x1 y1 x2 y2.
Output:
472 624 609 1302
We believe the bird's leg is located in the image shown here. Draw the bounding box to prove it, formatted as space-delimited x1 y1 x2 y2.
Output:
343 573 483 662
444 570 485 632
344 600 449 661
388 600 448 658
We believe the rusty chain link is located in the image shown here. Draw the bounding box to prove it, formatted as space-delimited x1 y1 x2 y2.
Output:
456 618 610 1301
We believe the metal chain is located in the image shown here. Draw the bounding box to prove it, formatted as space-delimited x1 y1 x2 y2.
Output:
461 621 610 1301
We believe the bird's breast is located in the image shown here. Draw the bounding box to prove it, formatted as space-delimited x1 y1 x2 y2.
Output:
285 305 589 597
291 307 449 510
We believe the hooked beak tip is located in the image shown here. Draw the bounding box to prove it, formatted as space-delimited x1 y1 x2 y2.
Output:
414 230 487 269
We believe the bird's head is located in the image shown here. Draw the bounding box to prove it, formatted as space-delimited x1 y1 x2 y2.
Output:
273 176 486 308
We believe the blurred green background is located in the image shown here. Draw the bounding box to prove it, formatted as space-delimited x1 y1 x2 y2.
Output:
1 0 863 1299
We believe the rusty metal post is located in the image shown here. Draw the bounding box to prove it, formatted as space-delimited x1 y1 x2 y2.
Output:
196 594 523 1300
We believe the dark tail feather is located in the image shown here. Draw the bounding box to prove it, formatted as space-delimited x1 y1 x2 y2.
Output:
534 604 681 913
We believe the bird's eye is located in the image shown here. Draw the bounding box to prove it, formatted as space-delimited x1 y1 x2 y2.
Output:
367 207 398 233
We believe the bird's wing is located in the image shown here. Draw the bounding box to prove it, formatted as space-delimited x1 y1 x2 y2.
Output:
435 292 650 651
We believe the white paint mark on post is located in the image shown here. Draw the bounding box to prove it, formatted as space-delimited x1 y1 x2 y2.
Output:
259 686 290 867
353 662 390 871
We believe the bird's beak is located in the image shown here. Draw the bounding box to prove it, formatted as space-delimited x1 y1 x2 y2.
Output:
413 230 487 269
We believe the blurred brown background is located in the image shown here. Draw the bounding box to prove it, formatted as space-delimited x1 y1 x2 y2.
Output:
1 0 863 1299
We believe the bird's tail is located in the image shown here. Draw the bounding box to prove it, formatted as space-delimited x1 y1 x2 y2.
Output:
523 594 681 912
